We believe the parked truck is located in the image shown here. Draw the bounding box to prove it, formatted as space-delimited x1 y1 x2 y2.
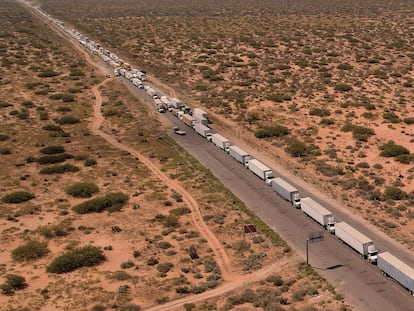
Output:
211 134 231 152
228 145 250 168
378 252 414 295
170 98 183 109
182 114 196 127
335 222 378 263
248 159 273 185
160 96 172 111
300 197 335 233
271 178 301 209
194 123 212 141
193 108 209 125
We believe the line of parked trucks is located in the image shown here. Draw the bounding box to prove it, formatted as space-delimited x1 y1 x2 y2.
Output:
38 5 414 297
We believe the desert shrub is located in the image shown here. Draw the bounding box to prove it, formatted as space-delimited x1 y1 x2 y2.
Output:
65 182 99 198
1 274 27 295
12 241 49 262
380 142 410 157
226 289 257 306
319 118 335 125
176 286 190 294
383 187 407 201
309 108 330 117
37 153 73 164
254 125 290 138
0 134 9 141
49 93 63 100
38 224 68 238
0 148 12 154
266 94 291 102
396 154 414 164
112 271 131 281
40 145 65 154
2 191 35 204
84 158 97 166
47 245 105 274
285 140 308 157
356 162 370 169
42 124 63 132
157 262 173 273
147 257 159 265
188 245 199 259
0 101 12 108
38 69 59 77
203 257 218 273
403 117 414 125
120 260 135 269
334 83 352 92
383 112 401 123
61 94 75 102
232 240 251 252
266 275 284 287
56 116 80 125
119 304 141 311
91 304 106 311
72 192 128 214
341 124 375 141
56 106 72 112
157 241 172 249
40 164 80 174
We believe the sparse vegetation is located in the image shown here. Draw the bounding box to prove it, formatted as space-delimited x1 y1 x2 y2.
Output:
72 192 129 213
1 274 27 295
47 245 106 274
65 182 99 198
2 191 35 204
12 241 49 262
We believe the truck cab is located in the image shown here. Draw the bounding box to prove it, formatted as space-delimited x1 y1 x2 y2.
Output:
367 245 378 264
327 216 335 234
292 192 301 209
265 172 273 186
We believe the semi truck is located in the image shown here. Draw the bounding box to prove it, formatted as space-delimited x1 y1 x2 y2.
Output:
271 178 301 209
228 145 250 168
211 134 231 152
248 159 273 185
193 108 209 125
160 96 172 111
335 222 378 263
170 98 183 109
300 197 335 233
194 123 212 141
182 114 196 127
378 252 414 295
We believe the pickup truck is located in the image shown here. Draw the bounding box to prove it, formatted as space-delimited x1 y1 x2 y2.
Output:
173 127 186 135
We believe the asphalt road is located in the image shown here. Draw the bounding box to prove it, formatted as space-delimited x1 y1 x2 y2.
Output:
121 78 414 311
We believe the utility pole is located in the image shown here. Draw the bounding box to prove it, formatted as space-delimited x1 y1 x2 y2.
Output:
306 231 324 266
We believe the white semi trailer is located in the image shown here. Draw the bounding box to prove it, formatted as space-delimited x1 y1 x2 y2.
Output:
194 123 212 141
378 252 414 295
301 197 335 233
211 134 231 152
248 159 273 185
228 145 250 168
335 222 378 263
271 177 301 209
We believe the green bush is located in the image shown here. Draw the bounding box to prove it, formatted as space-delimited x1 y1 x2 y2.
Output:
285 140 308 157
56 116 80 125
40 164 80 174
379 142 409 157
254 125 290 138
42 124 63 132
40 145 65 154
65 182 99 198
2 191 35 204
319 118 335 125
47 245 106 274
157 262 173 273
0 148 12 154
119 304 141 311
403 117 414 125
396 154 414 164
37 153 73 164
72 192 129 214
84 158 97 167
309 108 330 117
334 83 352 92
12 241 49 262
38 69 59 77
61 94 75 102
266 94 292 102
341 124 375 141
383 187 407 201
383 112 401 123
0 134 9 141
1 274 27 295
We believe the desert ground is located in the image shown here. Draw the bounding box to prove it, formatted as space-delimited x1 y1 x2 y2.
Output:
0 0 350 310
35 0 414 249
